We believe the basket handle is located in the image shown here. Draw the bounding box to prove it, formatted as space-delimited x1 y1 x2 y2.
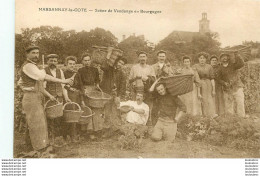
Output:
44 99 60 109
63 102 82 111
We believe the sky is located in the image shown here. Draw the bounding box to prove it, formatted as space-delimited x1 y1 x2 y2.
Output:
15 0 260 47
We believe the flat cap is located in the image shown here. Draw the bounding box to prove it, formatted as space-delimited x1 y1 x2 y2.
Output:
46 54 59 59
137 51 148 56
65 56 77 63
157 50 167 55
210 55 219 61
219 53 230 59
26 45 39 53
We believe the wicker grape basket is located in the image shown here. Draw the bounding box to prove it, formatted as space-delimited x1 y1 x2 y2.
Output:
63 102 82 123
86 90 112 108
44 100 63 119
78 106 95 124
92 46 123 67
160 74 194 96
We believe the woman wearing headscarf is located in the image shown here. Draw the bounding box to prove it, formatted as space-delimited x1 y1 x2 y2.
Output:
192 52 216 117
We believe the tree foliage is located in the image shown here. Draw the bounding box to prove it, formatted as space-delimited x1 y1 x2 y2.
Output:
118 36 152 64
155 32 221 64
15 26 118 67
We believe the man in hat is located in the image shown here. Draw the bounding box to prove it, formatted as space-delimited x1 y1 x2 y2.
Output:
152 50 174 78
101 56 127 138
217 52 245 117
18 46 73 156
100 56 127 99
43 54 71 145
129 51 156 125
44 54 70 103
149 80 186 142
129 51 156 98
151 50 174 125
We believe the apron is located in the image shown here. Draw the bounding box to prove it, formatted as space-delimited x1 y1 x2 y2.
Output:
22 81 49 150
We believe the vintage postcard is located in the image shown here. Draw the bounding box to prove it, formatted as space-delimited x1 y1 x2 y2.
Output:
14 0 260 158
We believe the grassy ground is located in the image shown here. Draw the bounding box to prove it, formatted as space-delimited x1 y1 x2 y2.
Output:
14 130 260 158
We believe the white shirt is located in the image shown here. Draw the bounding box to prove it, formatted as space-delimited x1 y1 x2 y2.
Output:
158 62 164 69
129 64 156 83
23 63 46 81
120 100 149 125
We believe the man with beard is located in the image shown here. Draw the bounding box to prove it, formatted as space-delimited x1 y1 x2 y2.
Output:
152 50 174 78
217 52 245 117
149 81 186 142
18 46 73 156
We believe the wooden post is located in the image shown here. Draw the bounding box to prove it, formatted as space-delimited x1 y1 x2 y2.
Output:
42 54 45 69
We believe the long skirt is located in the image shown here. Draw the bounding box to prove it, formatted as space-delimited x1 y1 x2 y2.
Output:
214 83 225 116
179 83 202 116
22 91 48 150
200 79 216 117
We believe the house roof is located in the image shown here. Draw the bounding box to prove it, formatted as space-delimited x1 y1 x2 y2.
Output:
166 31 200 43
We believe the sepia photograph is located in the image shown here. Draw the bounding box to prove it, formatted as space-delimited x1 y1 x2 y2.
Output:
14 0 260 158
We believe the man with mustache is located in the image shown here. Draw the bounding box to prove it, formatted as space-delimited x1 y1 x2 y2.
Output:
129 51 156 125
119 92 150 138
217 52 245 117
44 54 70 102
129 51 156 98
18 46 73 156
120 93 149 125
43 54 71 145
151 50 174 125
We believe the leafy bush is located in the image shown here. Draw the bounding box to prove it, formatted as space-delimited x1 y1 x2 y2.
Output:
178 114 260 150
240 61 260 113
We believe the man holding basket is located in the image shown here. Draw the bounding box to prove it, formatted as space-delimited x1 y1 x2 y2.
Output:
18 46 73 156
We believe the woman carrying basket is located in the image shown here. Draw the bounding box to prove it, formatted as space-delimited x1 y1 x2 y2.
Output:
77 53 103 140
179 56 202 116
192 52 216 118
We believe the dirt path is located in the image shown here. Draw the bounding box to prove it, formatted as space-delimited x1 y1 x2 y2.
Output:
14 132 259 158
